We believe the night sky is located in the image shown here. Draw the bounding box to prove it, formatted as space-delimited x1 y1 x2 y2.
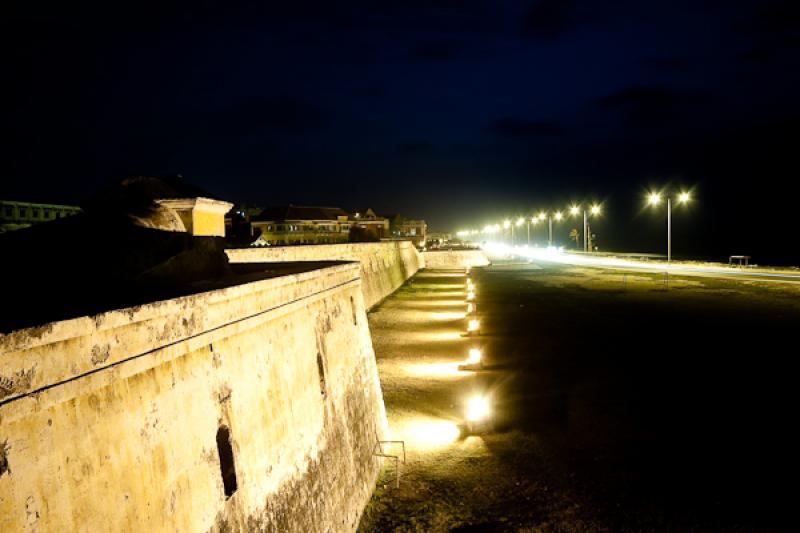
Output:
6 1 800 264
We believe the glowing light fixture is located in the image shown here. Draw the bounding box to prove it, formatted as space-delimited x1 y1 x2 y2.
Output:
466 302 474 313
516 217 524 226
569 205 580 216
590 204 601 215
503 220 511 229
467 291 475 301
404 419 460 447
646 187 696 262
467 319 479 332
466 396 490 422
467 348 481 365
554 211 563 221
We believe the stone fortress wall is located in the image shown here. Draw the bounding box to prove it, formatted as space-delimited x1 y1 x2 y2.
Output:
0 240 488 532
226 241 425 309
0 263 388 532
422 249 491 269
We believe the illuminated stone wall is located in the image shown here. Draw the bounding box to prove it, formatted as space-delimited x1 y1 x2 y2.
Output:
0 263 388 532
226 241 424 309
422 250 490 269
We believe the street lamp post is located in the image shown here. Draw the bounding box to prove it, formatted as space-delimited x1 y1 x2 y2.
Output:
537 212 547 246
647 191 691 262
527 218 531 245
548 211 563 247
569 204 601 252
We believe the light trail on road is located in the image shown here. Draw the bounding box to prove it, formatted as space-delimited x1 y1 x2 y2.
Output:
481 242 800 284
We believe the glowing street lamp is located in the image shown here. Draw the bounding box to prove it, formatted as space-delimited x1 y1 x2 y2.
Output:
514 217 524 246
502 219 514 245
568 203 602 252
646 189 692 262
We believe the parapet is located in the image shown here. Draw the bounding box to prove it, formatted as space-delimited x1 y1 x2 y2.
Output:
156 197 234 237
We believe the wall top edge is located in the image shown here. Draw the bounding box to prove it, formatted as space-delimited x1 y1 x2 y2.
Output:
0 262 360 352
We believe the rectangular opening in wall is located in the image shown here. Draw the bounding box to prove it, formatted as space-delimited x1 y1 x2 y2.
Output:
216 426 238 498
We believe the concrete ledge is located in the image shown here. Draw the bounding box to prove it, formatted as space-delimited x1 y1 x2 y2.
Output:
226 241 423 309
0 264 359 406
423 249 490 268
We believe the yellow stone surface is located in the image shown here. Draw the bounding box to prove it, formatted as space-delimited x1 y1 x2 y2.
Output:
0 263 388 532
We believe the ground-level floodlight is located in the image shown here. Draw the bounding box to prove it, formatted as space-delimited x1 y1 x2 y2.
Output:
467 319 480 335
458 348 483 371
466 302 475 314
466 291 475 301
465 395 492 433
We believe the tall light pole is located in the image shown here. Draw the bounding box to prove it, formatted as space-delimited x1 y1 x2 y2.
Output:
550 211 563 247
535 212 546 246
587 204 601 252
527 217 531 245
515 217 524 247
569 204 601 252
647 191 691 262
503 219 511 245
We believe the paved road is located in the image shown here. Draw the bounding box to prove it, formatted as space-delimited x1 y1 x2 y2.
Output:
512 249 800 284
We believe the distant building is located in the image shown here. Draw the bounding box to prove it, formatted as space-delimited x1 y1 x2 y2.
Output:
390 217 427 247
426 232 451 247
351 208 390 240
0 200 82 233
250 205 352 245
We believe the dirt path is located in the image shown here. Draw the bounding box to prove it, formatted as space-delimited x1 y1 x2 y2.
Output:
359 263 797 532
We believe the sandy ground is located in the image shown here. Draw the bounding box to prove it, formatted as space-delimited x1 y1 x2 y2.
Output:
358 262 799 532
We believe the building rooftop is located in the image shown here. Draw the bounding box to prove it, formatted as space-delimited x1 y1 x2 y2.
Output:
252 205 349 222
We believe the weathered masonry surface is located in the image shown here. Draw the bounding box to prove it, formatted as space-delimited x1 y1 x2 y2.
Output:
0 263 388 532
422 250 490 269
226 241 424 309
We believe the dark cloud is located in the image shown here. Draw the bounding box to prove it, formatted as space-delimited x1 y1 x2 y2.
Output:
407 43 460 62
640 55 689 71
742 0 800 35
202 98 328 136
521 0 578 41
596 86 708 128
487 118 563 138
737 47 777 64
400 141 434 154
